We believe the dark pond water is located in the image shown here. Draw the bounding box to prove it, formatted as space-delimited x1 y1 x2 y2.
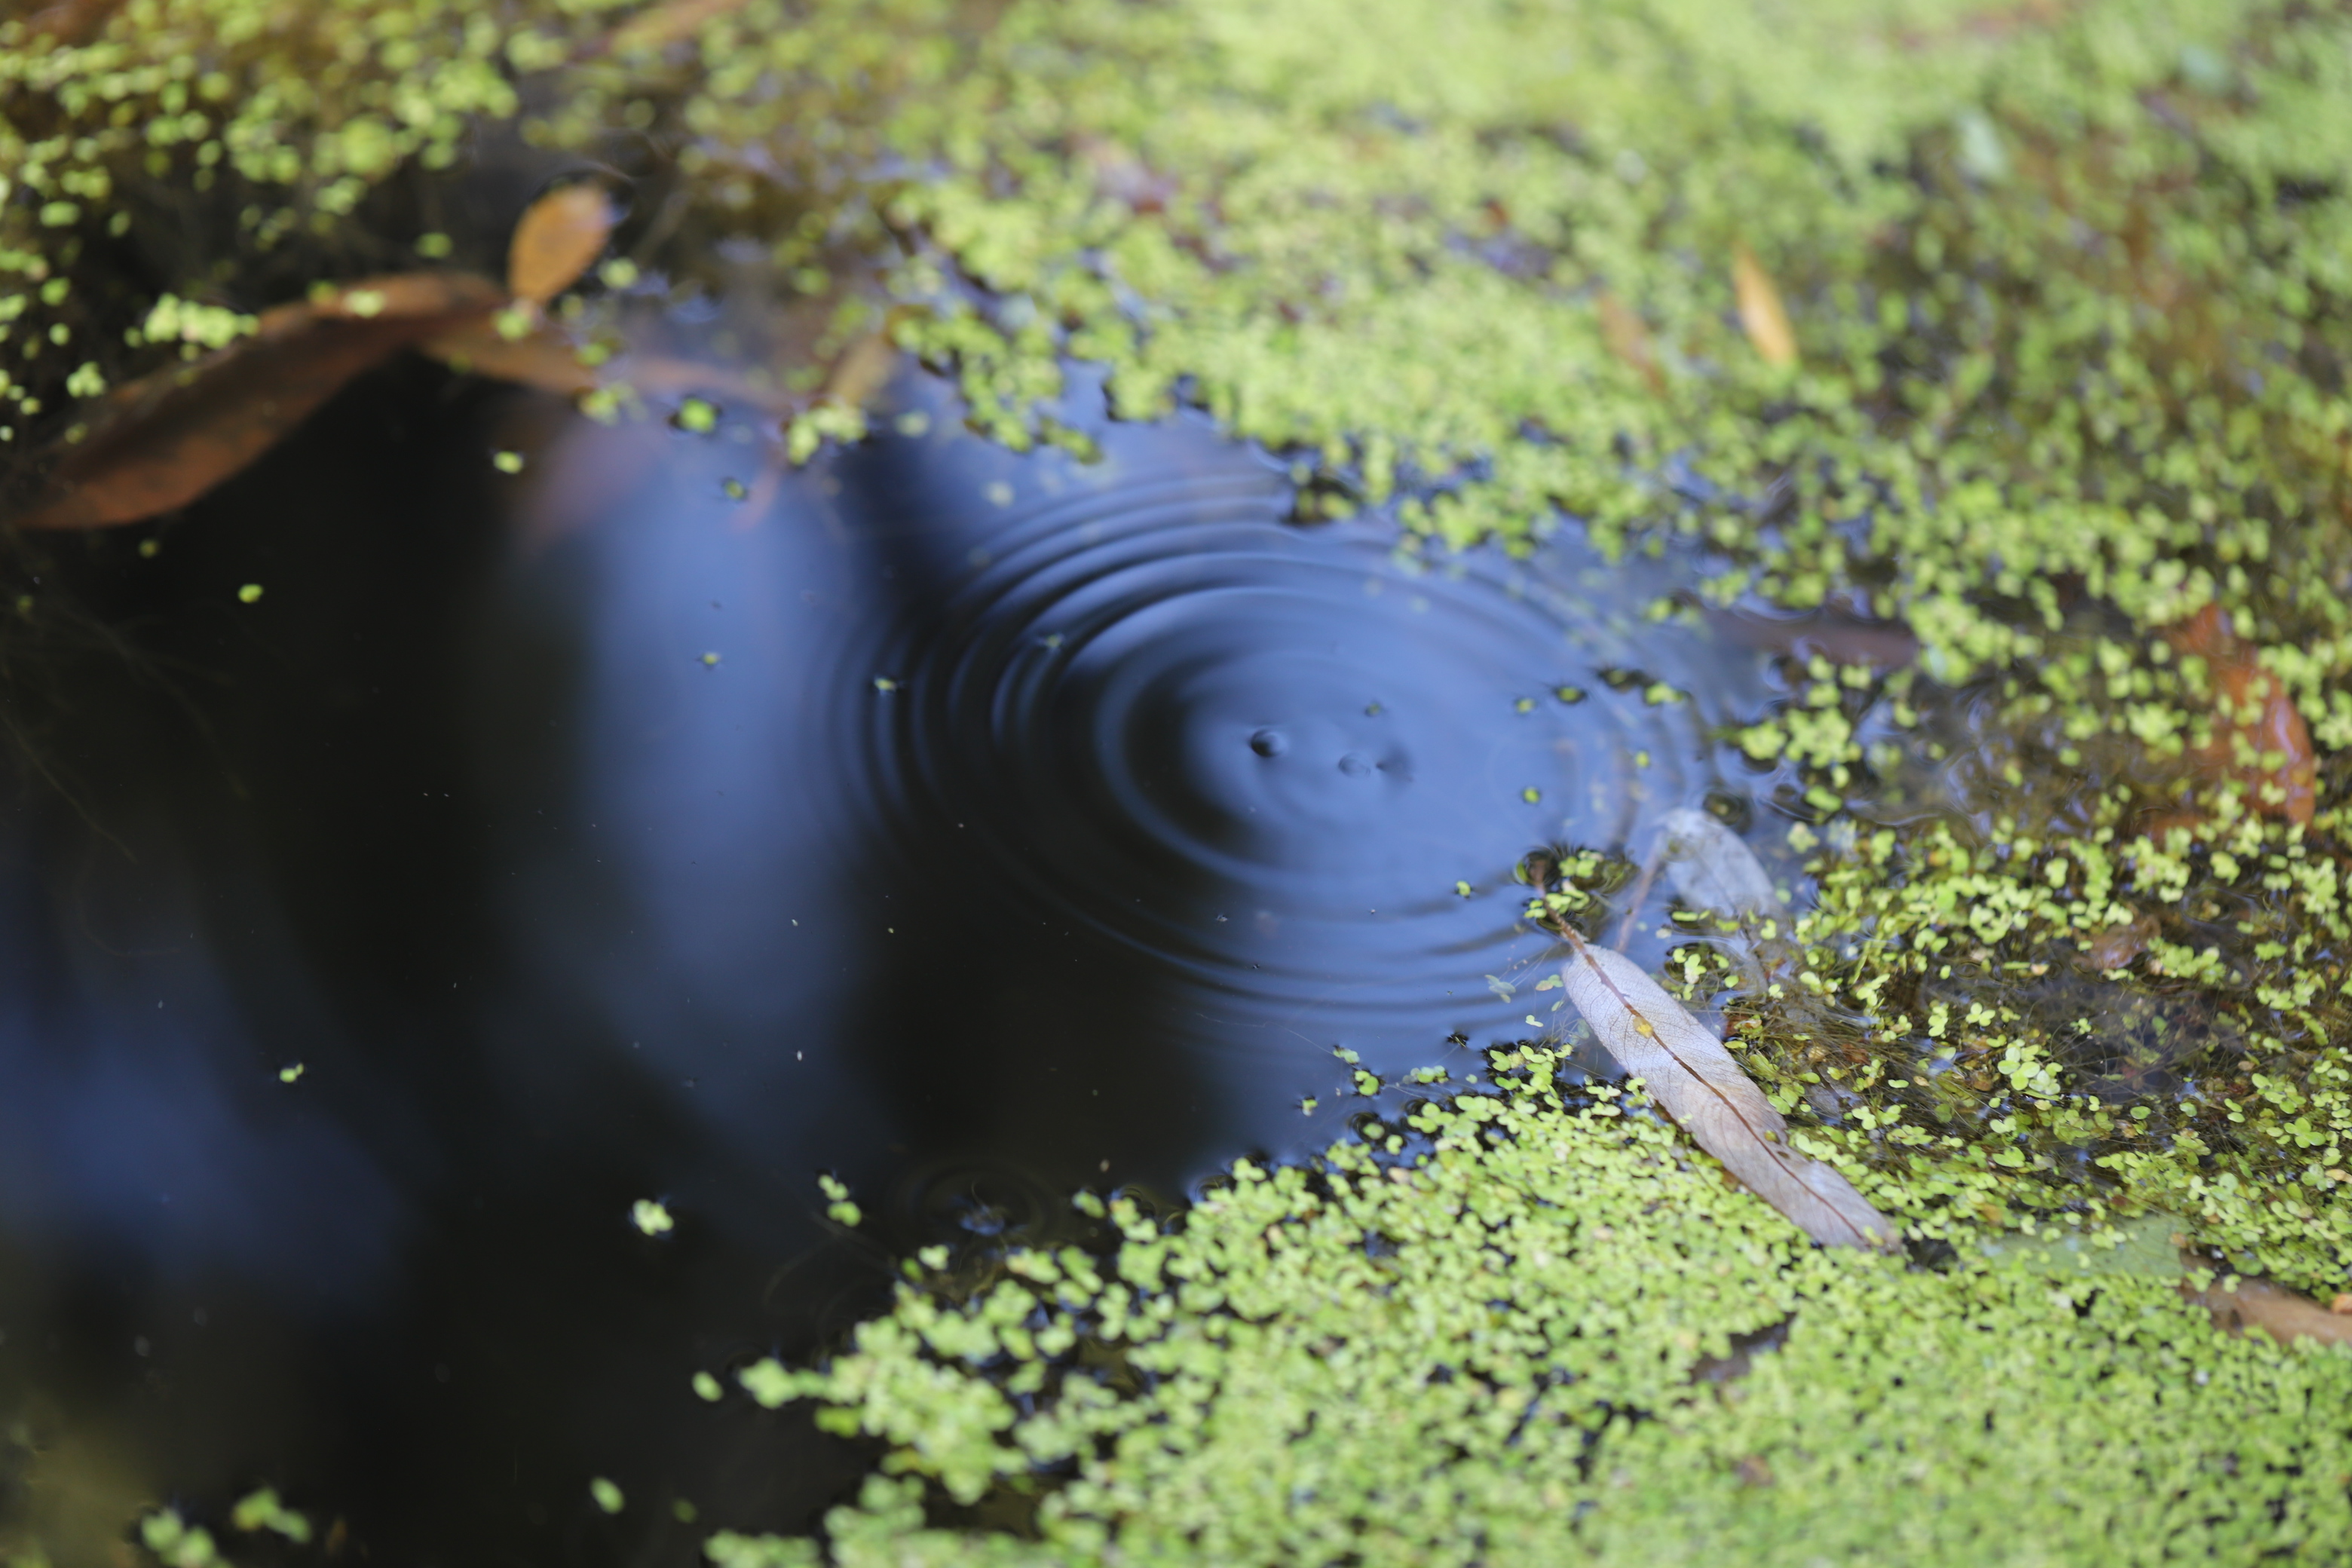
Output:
0 356 1795 1561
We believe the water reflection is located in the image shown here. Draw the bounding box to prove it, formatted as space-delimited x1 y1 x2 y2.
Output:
0 360 1787 1559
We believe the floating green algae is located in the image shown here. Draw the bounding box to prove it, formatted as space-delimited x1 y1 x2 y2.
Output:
732 1060 2352 1566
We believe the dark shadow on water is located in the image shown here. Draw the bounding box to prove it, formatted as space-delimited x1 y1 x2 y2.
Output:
0 359 1784 1560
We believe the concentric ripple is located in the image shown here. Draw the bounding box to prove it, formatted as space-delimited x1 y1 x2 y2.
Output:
803 423 1759 1067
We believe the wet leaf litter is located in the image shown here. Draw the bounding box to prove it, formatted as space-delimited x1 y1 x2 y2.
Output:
8 182 619 531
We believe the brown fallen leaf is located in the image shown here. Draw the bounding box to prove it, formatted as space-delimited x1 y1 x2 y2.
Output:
508 183 617 308
1594 288 1663 394
2183 1265 2352 1348
20 0 124 44
1077 138 1179 216
2159 604 2317 827
11 273 505 530
1555 929 1896 1249
603 0 756 54
1702 604 1919 669
1731 242 1799 369
820 330 902 412
2084 912 2155 972
424 320 603 397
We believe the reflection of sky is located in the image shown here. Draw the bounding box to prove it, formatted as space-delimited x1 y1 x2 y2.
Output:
0 370 1791 1305
0 836 406 1297
494 418 889 1187
499 378 1787 1182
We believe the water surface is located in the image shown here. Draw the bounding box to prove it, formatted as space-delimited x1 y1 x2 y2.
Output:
0 360 1790 1560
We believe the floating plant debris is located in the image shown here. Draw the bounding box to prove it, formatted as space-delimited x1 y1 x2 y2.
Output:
9 274 504 530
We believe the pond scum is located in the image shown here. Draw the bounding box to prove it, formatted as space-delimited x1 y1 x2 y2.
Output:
11 0 2352 1560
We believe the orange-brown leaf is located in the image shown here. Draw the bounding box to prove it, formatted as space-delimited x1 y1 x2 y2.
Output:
1731 242 1799 369
508 184 617 307
2161 604 2317 826
11 272 504 530
2185 1269 2352 1348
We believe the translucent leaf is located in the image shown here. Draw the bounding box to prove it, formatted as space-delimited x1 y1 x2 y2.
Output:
1556 934 1894 1248
1658 807 1782 921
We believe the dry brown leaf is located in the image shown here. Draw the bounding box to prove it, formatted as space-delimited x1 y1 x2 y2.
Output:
508 184 617 308
1556 931 1896 1248
2183 1268 2352 1348
20 0 123 44
11 272 505 530
1731 242 1798 369
1594 288 1663 394
821 331 902 411
604 0 755 54
2084 912 2155 971
1703 605 1919 669
424 319 603 396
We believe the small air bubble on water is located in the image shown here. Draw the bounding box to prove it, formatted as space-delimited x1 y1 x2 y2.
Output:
1250 729 1287 758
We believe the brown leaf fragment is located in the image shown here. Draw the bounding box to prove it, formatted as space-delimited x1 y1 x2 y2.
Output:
1731 243 1798 369
2084 913 2154 972
2159 604 2317 826
820 331 901 411
11 273 504 530
508 184 617 308
424 319 603 397
2183 1266 2352 1348
1077 139 1178 216
1703 605 1919 669
309 273 506 321
1594 288 1663 394
1556 932 1896 1249
604 0 755 55
20 0 123 44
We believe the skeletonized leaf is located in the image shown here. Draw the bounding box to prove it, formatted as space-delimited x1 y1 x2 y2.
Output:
1731 242 1798 369
508 184 617 307
12 272 504 530
1557 933 1894 1248
1658 807 1782 921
